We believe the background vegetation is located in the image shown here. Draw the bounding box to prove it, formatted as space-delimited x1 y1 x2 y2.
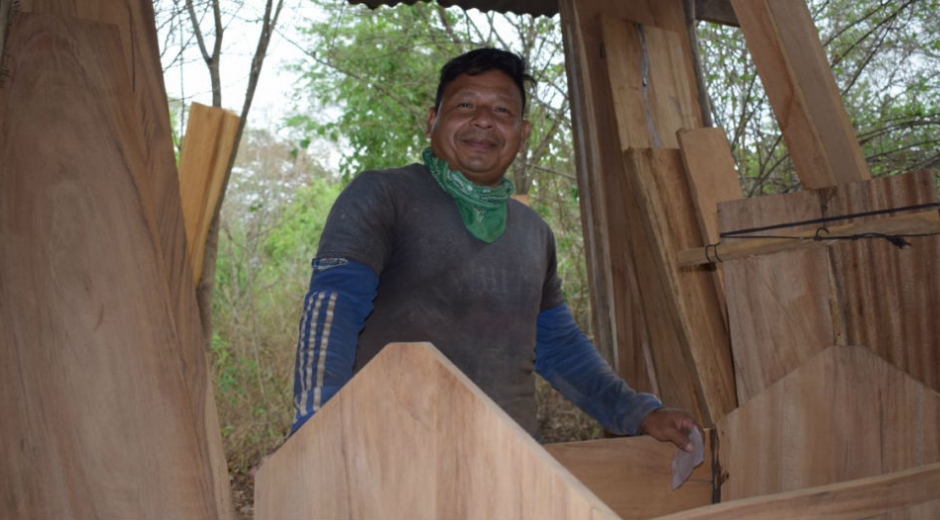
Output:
160 1 940 517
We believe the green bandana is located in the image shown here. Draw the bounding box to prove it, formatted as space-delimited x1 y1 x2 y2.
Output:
422 147 514 243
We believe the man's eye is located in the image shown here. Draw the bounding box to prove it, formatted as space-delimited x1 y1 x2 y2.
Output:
457 102 472 108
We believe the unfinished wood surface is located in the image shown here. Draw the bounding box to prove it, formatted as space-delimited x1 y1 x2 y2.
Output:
716 345 940 501
559 0 655 395
680 210 940 267
821 170 940 392
731 0 870 189
719 172 940 401
255 342 621 520
622 149 737 425
545 433 712 519
0 13 225 518
178 102 240 285
602 17 698 149
676 128 743 322
652 461 940 520
719 190 834 403
19 2 233 512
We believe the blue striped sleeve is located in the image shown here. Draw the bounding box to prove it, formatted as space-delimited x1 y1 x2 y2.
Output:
534 303 663 435
290 258 377 434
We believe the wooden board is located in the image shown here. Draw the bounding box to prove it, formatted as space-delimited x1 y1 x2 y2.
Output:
730 0 870 189
545 433 713 519
18 2 233 513
178 102 240 285
255 342 621 520
716 345 940 501
719 171 940 402
718 190 833 403
0 13 226 518
621 149 737 426
651 461 940 520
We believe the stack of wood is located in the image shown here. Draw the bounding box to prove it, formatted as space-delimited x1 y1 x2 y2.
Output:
0 2 233 518
258 0 939 518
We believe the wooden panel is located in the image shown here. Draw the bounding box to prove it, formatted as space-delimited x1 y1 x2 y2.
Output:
652 462 940 520
821 170 940 392
545 433 713 519
0 13 224 518
178 102 241 285
255 342 621 520
602 17 698 149
622 149 737 425
716 346 940 501
731 0 870 189
718 190 834 403
19 1 233 513
677 128 743 321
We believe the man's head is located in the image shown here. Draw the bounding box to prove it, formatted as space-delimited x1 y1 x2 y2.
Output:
426 48 533 187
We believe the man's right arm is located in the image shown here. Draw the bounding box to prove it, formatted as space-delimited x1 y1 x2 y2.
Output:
290 258 377 434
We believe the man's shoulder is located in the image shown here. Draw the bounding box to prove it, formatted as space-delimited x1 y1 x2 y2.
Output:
508 198 553 233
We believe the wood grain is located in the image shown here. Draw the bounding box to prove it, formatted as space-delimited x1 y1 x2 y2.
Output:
545 433 713 519
255 342 621 520
622 149 737 425
18 2 234 513
178 102 240 285
0 13 224 518
719 190 835 403
652 461 940 520
716 345 940 501
730 0 870 189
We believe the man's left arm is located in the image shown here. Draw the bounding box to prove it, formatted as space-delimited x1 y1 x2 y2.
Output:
534 302 696 451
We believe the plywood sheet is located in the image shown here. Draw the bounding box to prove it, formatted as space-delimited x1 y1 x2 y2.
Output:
0 13 225 518
651 461 940 520
621 149 737 425
178 102 241 285
730 0 870 189
545 434 713 519
255 342 621 520
716 346 940 501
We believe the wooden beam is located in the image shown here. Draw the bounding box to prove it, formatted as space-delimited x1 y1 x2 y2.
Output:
716 346 940 502
679 210 940 267
694 0 738 26
545 433 713 519
731 0 871 189
255 342 621 520
652 461 940 520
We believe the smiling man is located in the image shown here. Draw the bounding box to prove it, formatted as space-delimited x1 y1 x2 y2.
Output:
290 48 697 451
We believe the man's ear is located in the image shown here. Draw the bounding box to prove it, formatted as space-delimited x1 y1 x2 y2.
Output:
519 119 532 149
425 107 438 137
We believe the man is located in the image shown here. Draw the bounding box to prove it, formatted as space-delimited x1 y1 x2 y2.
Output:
291 47 697 451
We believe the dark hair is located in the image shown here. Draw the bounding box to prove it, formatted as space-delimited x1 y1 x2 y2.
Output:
434 48 535 114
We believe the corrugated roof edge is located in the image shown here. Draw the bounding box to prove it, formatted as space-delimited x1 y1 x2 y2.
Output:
349 0 559 18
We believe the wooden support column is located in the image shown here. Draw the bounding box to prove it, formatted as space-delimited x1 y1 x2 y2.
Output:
731 0 871 188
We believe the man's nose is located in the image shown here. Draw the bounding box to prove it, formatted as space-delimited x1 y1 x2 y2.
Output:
470 107 494 128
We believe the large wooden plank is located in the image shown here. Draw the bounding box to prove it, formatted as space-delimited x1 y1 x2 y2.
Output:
731 0 870 189
545 433 713 519
821 170 940 391
255 342 621 520
716 345 940 501
18 1 233 513
719 171 940 402
0 13 225 518
652 461 940 520
718 190 833 403
622 149 737 425
178 102 241 285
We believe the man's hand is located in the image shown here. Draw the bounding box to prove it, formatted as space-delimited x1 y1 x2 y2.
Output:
639 408 699 452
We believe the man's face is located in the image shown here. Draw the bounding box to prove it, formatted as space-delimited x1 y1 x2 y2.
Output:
425 70 531 187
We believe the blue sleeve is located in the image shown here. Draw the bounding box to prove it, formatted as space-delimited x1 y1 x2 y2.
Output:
535 303 663 435
290 258 377 434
